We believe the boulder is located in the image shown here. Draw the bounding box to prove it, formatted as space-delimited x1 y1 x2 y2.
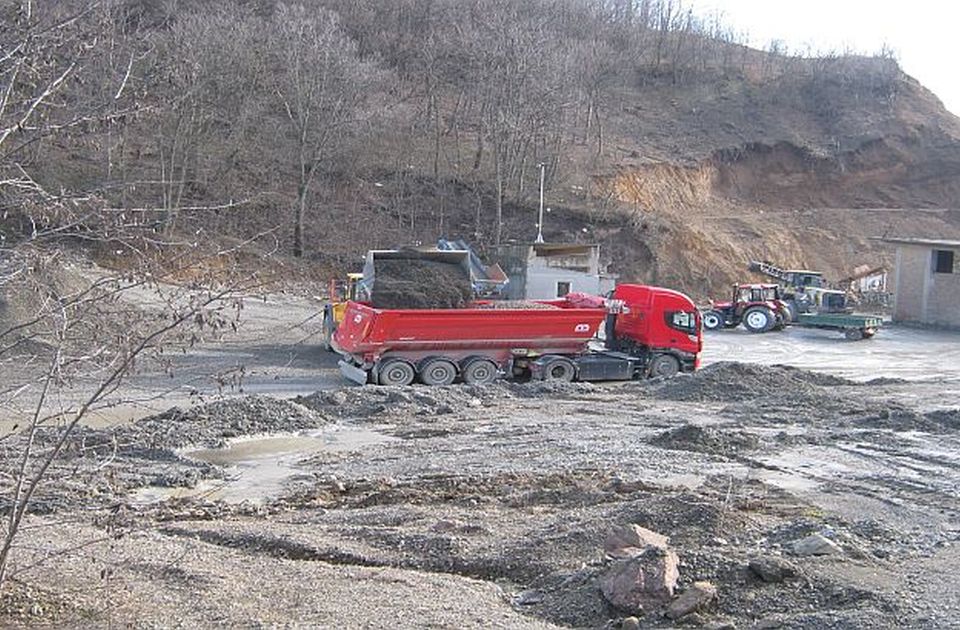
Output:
666 581 717 620
600 547 680 614
604 524 671 558
790 533 842 556
748 556 799 583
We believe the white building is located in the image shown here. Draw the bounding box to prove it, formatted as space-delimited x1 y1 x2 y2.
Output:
494 243 617 300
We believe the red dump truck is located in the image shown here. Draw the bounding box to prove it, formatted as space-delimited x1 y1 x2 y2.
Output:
332 284 702 386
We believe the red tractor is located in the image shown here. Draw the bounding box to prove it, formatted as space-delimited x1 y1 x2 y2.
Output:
701 283 792 333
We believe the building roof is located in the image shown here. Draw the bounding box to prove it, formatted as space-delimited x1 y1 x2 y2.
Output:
877 237 960 248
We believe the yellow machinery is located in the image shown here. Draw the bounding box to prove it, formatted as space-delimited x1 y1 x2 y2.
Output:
323 272 364 349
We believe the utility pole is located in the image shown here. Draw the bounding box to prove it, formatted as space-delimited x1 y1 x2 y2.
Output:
536 162 545 243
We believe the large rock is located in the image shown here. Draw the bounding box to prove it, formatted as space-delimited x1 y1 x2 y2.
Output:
600 547 680 614
666 581 717 619
748 556 799 583
790 533 842 556
604 524 671 558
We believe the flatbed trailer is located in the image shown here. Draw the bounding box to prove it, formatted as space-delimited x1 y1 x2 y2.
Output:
333 284 702 386
795 313 883 340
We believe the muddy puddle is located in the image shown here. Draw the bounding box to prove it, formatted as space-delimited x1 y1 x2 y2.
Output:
134 425 396 505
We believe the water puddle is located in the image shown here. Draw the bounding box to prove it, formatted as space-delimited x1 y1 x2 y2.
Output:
133 425 395 505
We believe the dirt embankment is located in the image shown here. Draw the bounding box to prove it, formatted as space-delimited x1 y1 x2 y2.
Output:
589 144 960 296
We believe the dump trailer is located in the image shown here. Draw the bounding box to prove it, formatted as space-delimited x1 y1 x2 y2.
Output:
333 284 702 386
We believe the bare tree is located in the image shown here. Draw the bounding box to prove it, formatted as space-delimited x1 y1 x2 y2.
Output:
0 1 270 590
267 4 377 258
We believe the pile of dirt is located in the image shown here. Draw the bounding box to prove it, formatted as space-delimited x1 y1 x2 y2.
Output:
370 258 473 309
651 424 760 456
119 396 330 450
852 407 960 433
651 362 855 403
297 384 510 419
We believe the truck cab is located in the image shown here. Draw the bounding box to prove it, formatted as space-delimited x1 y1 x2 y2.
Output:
605 284 702 375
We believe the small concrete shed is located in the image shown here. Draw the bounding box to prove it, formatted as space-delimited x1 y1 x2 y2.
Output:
882 237 960 328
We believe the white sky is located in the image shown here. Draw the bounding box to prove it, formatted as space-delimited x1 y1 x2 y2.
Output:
686 0 960 115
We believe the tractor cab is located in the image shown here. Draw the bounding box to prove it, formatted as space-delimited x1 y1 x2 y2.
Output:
802 286 851 314
734 283 783 306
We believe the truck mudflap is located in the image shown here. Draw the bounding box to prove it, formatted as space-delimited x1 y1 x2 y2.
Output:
338 360 369 385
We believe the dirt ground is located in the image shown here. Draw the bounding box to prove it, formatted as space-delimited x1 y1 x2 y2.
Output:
2 302 960 629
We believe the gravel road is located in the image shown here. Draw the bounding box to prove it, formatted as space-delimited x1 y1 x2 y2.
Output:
3 296 960 628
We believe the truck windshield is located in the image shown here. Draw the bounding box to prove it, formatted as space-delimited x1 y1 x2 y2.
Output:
666 310 697 334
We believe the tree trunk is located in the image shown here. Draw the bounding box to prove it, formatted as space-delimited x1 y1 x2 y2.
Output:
495 147 503 245
294 182 307 258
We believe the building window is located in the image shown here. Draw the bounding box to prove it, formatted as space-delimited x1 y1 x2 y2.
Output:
556 281 571 297
933 250 955 274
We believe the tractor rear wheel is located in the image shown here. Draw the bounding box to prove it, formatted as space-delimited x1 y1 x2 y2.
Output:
461 358 499 385
702 310 724 331
419 358 458 386
649 354 680 379
743 307 775 333
377 359 416 386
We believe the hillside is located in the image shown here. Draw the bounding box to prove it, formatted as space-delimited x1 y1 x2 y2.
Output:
4 0 960 296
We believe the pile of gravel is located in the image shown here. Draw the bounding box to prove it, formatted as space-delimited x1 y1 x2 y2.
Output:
650 424 759 456
296 384 509 419
651 362 855 403
125 396 330 449
370 258 473 309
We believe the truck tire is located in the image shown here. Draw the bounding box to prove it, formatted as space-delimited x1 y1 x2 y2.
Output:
540 356 576 382
743 307 775 333
377 359 416 386
462 359 499 385
844 328 864 341
649 354 680 378
419 358 458 386
702 310 724 331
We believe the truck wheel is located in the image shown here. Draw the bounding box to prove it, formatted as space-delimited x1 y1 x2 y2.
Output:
743 307 775 333
419 358 457 386
541 356 576 382
649 354 680 379
844 328 864 341
462 359 498 385
702 310 724 331
377 359 416 386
